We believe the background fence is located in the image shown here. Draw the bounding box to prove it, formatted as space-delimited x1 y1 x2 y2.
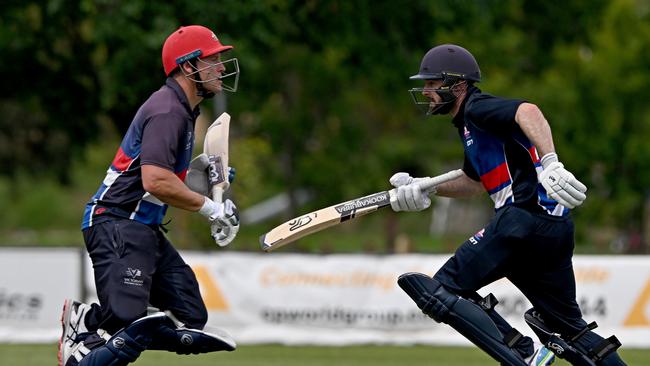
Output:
2 248 649 347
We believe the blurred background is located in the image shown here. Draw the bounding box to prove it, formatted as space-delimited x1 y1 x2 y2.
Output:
1 0 650 253
1 0 650 365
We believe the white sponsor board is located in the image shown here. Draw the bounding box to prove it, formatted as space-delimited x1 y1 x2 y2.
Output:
2 248 650 349
0 248 81 342
176 253 650 347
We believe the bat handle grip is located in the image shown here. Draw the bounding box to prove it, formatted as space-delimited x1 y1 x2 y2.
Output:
212 186 223 204
420 169 464 193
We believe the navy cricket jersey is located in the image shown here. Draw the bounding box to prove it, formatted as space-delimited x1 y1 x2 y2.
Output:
454 86 568 217
82 78 199 229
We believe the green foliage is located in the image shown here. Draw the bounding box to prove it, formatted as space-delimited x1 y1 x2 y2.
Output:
1 0 649 251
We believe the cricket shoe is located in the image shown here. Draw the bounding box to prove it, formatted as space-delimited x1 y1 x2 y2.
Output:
58 299 92 366
63 330 110 366
526 344 555 366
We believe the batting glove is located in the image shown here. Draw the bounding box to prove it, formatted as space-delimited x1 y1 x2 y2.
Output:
186 154 210 196
538 153 587 209
388 172 432 212
210 199 240 247
198 197 240 247
186 153 235 196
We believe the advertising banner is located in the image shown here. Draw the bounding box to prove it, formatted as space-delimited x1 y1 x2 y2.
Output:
177 253 650 347
0 248 81 342
2 248 649 348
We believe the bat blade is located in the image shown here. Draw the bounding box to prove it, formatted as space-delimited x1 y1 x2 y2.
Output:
260 191 391 252
260 169 463 252
204 112 231 202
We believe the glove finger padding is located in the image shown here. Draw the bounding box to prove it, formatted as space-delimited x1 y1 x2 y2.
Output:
539 161 587 209
390 172 414 187
211 199 240 247
221 224 239 246
390 184 431 212
224 200 239 220
410 184 431 211
562 181 587 201
406 185 420 211
213 224 239 247
397 186 410 211
565 175 587 195
553 189 580 208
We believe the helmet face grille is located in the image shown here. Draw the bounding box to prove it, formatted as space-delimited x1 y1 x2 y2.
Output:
181 57 240 93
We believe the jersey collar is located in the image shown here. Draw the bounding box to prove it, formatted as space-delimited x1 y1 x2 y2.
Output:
165 77 201 120
452 85 480 128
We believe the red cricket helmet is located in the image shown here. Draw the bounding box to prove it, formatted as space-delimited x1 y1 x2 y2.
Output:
162 25 233 76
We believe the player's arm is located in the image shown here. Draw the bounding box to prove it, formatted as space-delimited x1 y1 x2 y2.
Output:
515 102 587 208
389 169 479 212
434 172 484 198
141 164 205 211
139 114 235 230
434 155 483 198
142 164 237 242
514 102 555 157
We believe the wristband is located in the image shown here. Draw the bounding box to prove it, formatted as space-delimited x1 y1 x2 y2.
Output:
540 152 558 169
198 196 216 220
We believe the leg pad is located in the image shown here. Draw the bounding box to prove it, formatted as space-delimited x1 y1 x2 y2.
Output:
524 308 623 366
149 325 236 354
398 272 527 366
78 312 170 366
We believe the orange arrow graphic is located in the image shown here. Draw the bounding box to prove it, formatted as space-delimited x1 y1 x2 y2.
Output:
623 278 650 326
192 265 229 311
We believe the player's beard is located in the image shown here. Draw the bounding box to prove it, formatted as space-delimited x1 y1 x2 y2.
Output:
427 91 456 115
204 78 223 93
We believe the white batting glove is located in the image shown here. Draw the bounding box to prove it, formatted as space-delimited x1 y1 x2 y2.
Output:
198 197 240 247
538 153 587 209
388 172 431 212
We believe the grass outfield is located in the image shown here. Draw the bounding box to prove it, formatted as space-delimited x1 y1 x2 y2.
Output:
1 344 649 366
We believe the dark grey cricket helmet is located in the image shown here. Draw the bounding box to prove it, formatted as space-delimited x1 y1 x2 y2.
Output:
410 44 481 82
409 44 481 115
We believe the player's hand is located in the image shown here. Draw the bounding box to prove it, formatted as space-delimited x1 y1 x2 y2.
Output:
186 153 235 196
210 199 240 247
199 197 240 246
538 154 587 209
388 172 431 212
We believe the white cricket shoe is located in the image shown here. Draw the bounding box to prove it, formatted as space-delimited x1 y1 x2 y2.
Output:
58 299 92 366
526 344 556 366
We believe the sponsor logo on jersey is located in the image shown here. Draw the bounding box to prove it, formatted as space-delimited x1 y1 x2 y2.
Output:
185 131 193 150
464 126 474 146
123 267 144 286
469 228 485 245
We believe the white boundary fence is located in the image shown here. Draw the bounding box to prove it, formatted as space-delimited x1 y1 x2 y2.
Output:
2 248 650 347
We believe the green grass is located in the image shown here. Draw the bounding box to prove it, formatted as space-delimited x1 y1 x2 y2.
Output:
2 344 649 366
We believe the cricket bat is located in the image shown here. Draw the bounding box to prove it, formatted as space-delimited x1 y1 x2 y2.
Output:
260 169 464 252
203 112 230 203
